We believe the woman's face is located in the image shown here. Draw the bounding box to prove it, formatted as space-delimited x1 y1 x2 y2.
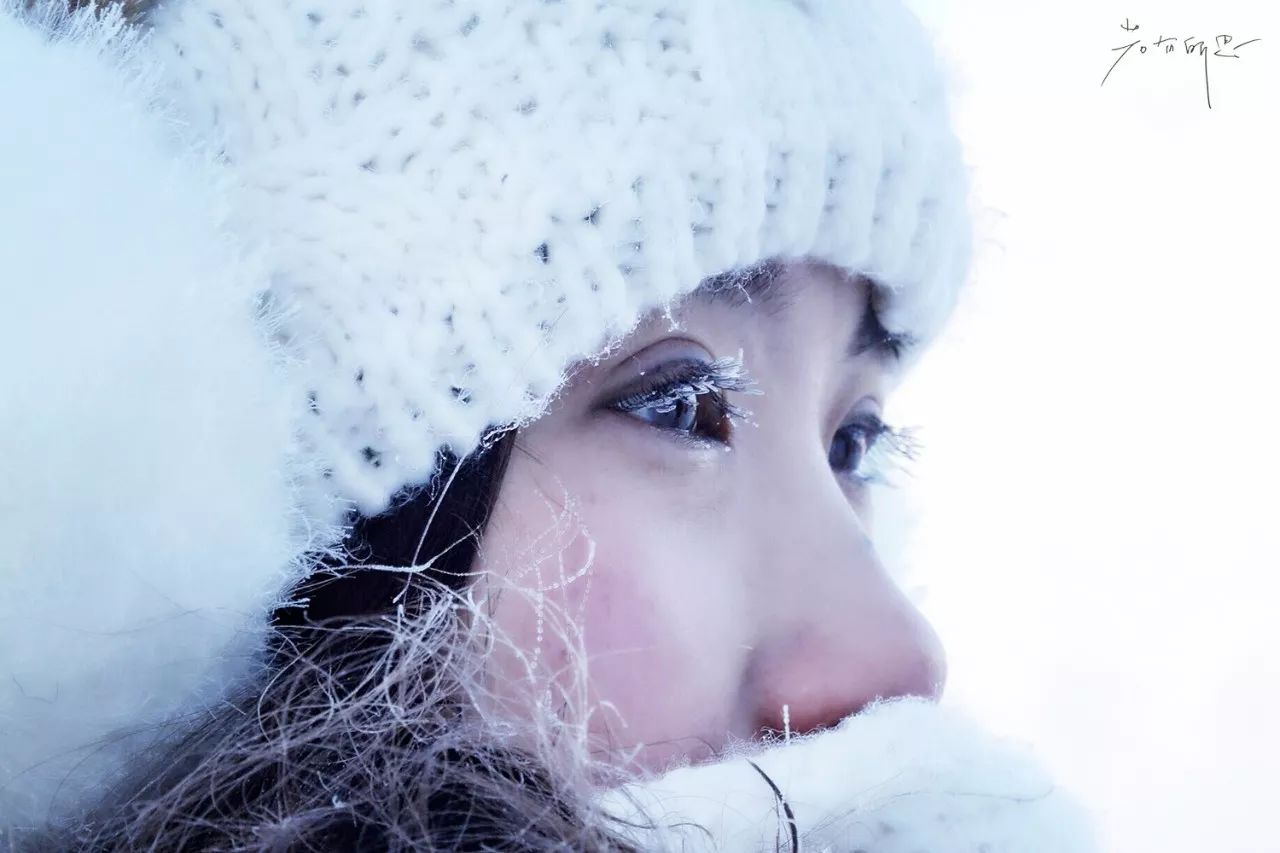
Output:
474 258 945 771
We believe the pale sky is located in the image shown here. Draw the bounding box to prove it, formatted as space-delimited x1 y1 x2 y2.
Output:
896 2 1279 850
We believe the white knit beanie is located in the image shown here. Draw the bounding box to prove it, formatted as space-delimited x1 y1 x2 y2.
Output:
0 0 972 829
149 0 973 522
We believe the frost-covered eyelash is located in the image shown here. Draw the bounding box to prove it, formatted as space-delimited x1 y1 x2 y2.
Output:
607 354 762 423
856 417 922 485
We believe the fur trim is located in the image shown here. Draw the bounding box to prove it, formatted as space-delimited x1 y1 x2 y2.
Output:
0 1 339 827
600 697 1099 852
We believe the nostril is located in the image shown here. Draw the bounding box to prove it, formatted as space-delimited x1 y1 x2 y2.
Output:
748 616 949 739
762 696 864 738
754 661 942 739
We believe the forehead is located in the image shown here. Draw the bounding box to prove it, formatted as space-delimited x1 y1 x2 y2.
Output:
687 257 907 365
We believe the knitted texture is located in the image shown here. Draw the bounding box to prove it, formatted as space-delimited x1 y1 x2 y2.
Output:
147 0 973 521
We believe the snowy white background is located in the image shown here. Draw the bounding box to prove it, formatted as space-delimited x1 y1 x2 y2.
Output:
896 1 1279 851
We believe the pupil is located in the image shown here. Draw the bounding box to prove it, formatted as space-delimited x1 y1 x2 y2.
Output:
830 430 862 473
670 395 698 432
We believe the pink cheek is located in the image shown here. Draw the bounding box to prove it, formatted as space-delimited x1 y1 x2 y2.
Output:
481 477 745 767
571 538 733 763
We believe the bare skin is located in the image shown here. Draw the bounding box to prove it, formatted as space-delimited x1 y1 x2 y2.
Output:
475 257 945 772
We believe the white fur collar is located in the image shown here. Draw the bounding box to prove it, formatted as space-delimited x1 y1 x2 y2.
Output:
598 698 1099 852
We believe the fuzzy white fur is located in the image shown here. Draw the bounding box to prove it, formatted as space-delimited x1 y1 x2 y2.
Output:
0 2 328 827
601 697 1099 852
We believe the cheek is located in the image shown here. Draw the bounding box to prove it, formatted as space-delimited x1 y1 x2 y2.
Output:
475 456 751 769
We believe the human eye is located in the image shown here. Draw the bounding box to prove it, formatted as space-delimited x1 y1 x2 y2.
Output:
829 412 919 485
604 355 759 446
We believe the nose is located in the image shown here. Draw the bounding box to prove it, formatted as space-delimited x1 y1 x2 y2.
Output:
745 490 947 738
749 590 947 737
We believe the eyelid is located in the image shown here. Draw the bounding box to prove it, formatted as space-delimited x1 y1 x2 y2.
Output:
603 335 718 386
598 353 760 450
605 358 713 410
826 395 884 446
602 355 758 415
843 409 887 433
597 333 758 405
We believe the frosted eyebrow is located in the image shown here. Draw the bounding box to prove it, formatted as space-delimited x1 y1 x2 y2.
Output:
692 258 791 313
692 261 910 364
849 297 912 364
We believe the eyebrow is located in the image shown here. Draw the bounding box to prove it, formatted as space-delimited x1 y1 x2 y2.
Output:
849 295 913 363
692 257 792 313
690 259 912 364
